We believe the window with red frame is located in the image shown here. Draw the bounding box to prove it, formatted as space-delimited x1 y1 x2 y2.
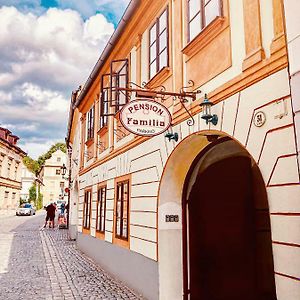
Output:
115 180 129 240
96 186 106 233
188 0 222 42
83 190 92 229
100 74 109 129
86 105 94 140
149 7 169 79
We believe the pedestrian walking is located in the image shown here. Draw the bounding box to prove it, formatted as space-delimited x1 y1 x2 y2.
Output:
43 203 56 228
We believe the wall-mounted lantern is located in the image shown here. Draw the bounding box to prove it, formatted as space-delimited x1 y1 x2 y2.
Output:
165 132 179 142
200 94 218 125
61 163 67 177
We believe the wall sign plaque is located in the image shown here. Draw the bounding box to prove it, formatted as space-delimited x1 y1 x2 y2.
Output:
120 99 172 136
253 111 266 127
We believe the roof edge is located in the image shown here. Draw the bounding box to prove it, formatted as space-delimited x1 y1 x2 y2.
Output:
73 0 141 109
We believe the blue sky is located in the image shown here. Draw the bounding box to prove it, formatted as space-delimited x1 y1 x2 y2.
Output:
0 0 130 158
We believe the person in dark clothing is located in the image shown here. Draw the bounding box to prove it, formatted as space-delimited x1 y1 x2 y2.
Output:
60 202 66 214
43 203 56 228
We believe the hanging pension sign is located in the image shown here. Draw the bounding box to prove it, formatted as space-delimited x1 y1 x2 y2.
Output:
120 99 172 137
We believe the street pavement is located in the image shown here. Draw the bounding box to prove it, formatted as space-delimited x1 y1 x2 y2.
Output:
0 213 143 300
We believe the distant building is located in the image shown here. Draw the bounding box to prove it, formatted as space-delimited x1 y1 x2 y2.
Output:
0 127 26 214
20 165 37 201
39 149 68 206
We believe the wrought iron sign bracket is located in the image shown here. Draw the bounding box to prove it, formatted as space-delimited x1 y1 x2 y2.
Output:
116 80 201 126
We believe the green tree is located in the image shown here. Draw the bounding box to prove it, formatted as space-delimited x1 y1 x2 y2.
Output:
37 192 43 210
28 184 37 202
22 142 66 175
23 156 40 176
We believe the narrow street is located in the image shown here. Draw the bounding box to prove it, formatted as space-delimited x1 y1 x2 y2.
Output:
0 213 143 300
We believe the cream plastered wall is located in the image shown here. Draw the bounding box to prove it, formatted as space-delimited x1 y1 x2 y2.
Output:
0 143 23 210
284 0 300 179
41 150 68 206
69 118 81 227
78 68 299 299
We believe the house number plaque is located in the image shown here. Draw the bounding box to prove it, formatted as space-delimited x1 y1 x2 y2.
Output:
253 111 266 127
165 215 179 222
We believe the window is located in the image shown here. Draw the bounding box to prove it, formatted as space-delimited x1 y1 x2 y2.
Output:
14 163 19 180
87 106 95 140
56 169 61 175
96 185 106 233
100 74 110 129
110 59 129 112
115 180 129 240
149 8 169 79
0 154 4 176
83 189 92 229
188 0 221 41
12 192 16 200
57 157 61 162
7 159 12 177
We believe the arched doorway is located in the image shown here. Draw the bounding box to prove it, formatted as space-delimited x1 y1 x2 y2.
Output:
183 137 276 300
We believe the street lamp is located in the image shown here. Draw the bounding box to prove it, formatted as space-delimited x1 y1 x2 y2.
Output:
200 94 218 125
61 163 67 177
60 162 70 229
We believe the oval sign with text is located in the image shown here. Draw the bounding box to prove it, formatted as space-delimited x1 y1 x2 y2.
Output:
120 99 172 137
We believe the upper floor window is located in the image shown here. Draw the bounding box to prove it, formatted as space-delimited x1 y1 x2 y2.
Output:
188 0 222 41
0 154 4 176
57 157 61 162
83 189 92 230
86 105 95 141
149 8 169 79
14 163 19 180
115 180 129 240
100 74 109 129
56 169 61 175
96 185 106 233
110 59 129 112
7 158 12 177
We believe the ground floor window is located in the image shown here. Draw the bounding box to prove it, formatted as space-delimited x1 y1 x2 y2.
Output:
115 180 129 240
96 185 106 233
83 189 92 229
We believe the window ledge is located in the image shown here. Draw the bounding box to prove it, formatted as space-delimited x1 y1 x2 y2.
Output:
114 110 121 120
97 126 108 136
146 67 171 89
85 138 94 147
96 231 105 240
113 235 130 249
182 16 226 59
82 228 91 235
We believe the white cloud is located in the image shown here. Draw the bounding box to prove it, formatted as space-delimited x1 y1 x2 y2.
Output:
19 140 56 159
0 90 12 103
0 6 116 158
56 0 130 20
0 6 114 91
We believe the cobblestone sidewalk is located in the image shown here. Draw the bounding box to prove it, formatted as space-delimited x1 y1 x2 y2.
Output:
0 214 143 300
41 228 143 300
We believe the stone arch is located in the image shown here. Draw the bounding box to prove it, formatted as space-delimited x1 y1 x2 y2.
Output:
157 130 275 300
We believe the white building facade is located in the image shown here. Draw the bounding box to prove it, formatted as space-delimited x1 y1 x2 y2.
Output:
39 149 68 206
20 165 36 201
0 127 26 214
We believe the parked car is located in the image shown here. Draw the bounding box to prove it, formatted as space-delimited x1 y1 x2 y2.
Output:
16 203 36 216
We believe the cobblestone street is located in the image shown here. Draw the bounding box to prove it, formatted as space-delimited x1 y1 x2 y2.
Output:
0 213 143 300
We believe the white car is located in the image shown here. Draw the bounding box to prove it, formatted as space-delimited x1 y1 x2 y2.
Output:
16 203 36 216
